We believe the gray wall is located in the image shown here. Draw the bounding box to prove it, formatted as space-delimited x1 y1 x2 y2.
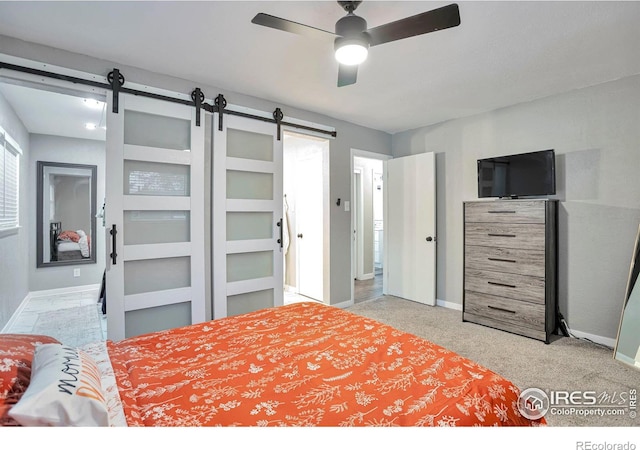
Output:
0 89 29 330
29 134 106 292
54 174 91 235
392 74 640 340
0 35 392 311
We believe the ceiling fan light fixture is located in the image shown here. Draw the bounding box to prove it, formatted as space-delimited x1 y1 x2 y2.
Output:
334 37 369 66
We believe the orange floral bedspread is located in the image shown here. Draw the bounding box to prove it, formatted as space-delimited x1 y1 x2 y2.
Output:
107 302 545 426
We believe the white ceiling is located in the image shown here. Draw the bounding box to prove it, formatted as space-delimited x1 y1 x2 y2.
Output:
0 1 639 134
0 82 106 141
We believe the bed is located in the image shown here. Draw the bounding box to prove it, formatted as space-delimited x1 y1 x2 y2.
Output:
49 222 90 261
0 302 545 427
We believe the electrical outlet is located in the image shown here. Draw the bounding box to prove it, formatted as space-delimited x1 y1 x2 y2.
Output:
73 268 80 277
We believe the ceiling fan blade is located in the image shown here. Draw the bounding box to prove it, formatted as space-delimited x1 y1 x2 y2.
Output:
367 3 461 47
252 13 335 40
337 64 358 87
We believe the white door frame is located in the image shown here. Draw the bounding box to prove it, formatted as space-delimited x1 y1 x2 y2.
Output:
350 149 391 305
352 168 363 280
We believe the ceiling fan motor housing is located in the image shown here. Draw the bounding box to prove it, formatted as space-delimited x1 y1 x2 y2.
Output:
335 14 371 53
335 14 367 37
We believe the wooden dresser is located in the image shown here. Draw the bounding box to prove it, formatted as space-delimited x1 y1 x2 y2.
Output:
463 199 557 343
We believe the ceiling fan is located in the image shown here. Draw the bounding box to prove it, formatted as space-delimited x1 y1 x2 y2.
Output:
251 1 461 87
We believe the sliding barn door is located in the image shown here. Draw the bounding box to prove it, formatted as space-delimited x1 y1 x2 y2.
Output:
105 94 206 340
385 152 436 306
212 114 283 318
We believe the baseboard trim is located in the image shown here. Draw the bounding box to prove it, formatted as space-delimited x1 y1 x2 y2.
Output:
29 284 101 299
436 299 463 311
332 299 355 309
1 292 32 333
356 273 374 281
569 328 616 349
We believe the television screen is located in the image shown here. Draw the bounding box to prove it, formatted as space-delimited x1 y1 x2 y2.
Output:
477 149 556 198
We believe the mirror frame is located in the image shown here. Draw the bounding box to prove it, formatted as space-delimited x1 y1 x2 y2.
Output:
613 223 640 369
36 161 97 268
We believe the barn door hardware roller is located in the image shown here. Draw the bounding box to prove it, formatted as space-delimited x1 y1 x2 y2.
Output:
107 69 125 114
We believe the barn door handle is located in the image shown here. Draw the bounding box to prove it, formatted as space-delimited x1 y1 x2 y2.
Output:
109 224 118 265
277 219 283 248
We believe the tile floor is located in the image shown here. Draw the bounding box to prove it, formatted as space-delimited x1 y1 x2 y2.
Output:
3 287 107 342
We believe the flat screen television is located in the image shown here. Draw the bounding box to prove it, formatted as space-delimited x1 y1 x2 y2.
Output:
477 149 556 198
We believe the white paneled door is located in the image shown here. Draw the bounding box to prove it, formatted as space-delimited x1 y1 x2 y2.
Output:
212 114 283 318
295 150 324 302
105 94 206 340
385 152 436 306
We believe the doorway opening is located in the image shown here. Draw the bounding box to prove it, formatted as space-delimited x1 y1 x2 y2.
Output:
351 150 391 304
283 131 330 305
0 77 107 340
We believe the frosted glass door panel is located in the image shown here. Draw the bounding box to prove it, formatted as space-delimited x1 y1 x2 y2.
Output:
124 211 190 245
227 128 273 161
125 160 190 196
227 251 273 283
226 212 272 241
227 289 274 317
124 110 190 150
226 170 273 200
124 256 190 295
125 302 191 338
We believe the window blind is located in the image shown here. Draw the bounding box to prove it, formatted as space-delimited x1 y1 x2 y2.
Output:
0 131 21 230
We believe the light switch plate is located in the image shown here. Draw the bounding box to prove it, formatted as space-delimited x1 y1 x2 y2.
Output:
344 201 350 212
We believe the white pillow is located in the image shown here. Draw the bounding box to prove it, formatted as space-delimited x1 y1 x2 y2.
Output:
76 230 90 257
8 343 109 426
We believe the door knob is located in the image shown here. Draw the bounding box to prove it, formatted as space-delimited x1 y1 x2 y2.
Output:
426 236 434 242
297 233 303 238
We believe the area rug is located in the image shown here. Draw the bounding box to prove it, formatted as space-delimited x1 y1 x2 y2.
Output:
32 304 103 348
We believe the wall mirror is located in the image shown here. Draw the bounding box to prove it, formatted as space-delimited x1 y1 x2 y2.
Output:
614 224 640 369
37 161 97 267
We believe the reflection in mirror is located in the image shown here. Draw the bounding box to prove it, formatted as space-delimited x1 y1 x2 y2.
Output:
37 161 97 267
614 224 640 369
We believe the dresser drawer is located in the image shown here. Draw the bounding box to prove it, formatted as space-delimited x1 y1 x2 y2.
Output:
464 291 546 331
465 223 545 250
465 245 545 277
465 268 545 304
465 201 546 224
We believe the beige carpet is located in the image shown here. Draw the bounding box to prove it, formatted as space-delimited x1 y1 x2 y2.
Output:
33 304 103 348
346 295 640 427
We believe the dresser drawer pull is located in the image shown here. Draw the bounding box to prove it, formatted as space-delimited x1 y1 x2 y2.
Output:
488 281 517 288
487 210 516 214
487 233 516 238
487 257 517 263
488 305 517 314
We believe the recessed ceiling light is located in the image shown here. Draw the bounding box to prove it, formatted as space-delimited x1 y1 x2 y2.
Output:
85 123 97 130
83 98 104 109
